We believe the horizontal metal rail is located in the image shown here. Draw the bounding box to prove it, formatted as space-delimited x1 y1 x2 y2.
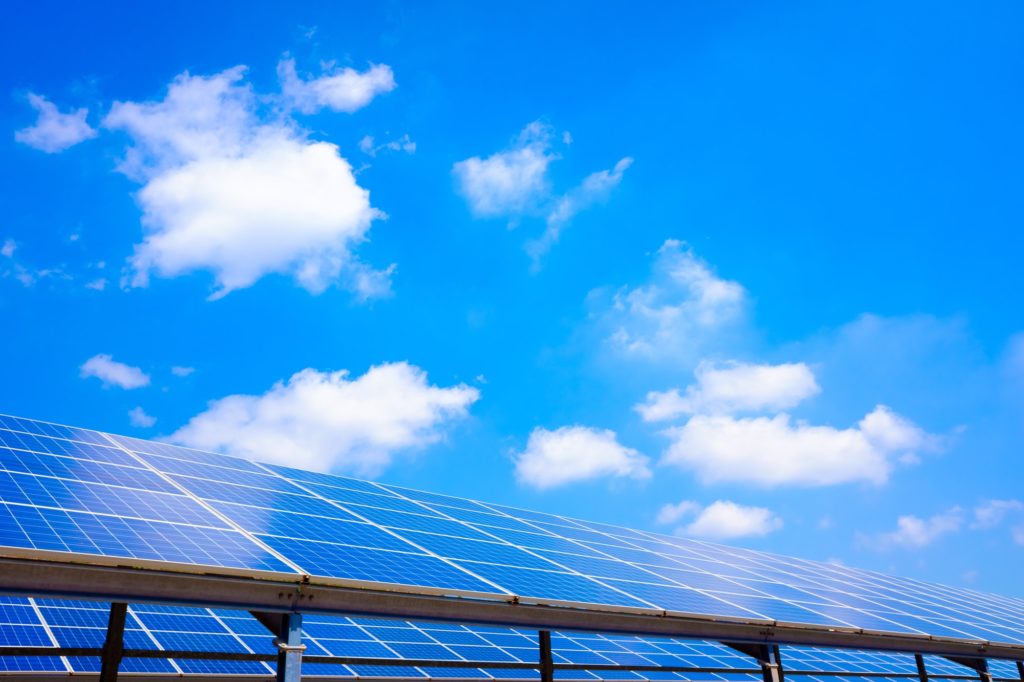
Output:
1 647 1022 681
4 558 1024 663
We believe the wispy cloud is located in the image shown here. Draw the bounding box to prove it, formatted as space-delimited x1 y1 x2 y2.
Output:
80 354 151 389
15 93 97 153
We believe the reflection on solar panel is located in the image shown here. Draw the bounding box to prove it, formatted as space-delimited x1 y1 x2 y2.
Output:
1 413 1024 658
3 597 1020 680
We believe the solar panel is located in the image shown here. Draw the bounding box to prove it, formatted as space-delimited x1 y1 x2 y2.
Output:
2 414 1024 654
1 598 1018 680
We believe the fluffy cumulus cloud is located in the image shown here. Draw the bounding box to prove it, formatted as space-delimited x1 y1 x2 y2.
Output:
593 240 747 361
278 58 396 114
453 122 631 262
656 500 783 540
15 93 97 153
637 361 820 421
867 508 963 549
662 405 937 487
513 426 650 490
80 354 151 389
103 64 391 300
170 362 479 475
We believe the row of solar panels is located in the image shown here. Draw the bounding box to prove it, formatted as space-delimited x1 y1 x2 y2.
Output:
2 597 1020 680
1 414 1024 649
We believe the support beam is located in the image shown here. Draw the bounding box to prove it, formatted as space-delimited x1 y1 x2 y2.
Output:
725 642 781 682
916 654 929 682
275 613 304 682
98 603 127 682
8 557 1024 663
1016 661 1023 682
774 645 786 682
539 630 554 682
944 656 992 682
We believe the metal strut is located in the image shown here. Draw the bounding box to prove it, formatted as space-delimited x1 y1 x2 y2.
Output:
725 642 783 682
1016 660 1023 682
539 630 554 682
916 654 929 682
98 603 127 682
944 656 992 682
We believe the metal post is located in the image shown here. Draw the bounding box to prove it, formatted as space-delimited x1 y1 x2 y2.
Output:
538 630 554 682
98 603 128 682
275 613 304 682
977 658 992 682
1016 660 1024 682
772 645 785 682
915 654 929 682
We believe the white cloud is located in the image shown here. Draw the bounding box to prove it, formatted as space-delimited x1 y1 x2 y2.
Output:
594 241 747 361
869 508 963 549
453 122 630 261
128 407 157 428
15 93 97 153
655 500 701 525
85 278 107 291
104 66 390 300
526 156 633 265
1013 526 1024 546
171 362 479 475
80 354 151 389
278 58 395 114
514 425 650 490
973 499 1023 527
637 361 820 421
675 500 783 540
1 240 15 258
171 366 195 377
662 405 936 487
359 134 416 157
453 122 557 218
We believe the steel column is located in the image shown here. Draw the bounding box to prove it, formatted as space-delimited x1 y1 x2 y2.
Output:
1016 661 1023 681
916 654 929 682
773 645 786 682
275 613 304 682
98 603 127 682
539 630 554 682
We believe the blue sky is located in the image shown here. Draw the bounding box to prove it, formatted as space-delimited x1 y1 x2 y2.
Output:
3 1 1024 597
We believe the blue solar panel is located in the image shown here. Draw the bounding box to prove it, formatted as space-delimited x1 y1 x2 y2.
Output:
4 413 1024 654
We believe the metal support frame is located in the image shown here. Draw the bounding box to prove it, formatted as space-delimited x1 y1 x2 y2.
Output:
725 642 783 682
538 630 554 682
1016 661 1023 682
945 656 992 682
253 612 304 682
917 654 930 682
98 603 127 682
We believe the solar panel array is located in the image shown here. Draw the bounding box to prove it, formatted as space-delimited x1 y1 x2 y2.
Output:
2 414 1024 650
3 597 1021 680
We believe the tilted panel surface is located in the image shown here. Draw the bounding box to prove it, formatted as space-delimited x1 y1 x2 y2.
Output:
2 415 1024 650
